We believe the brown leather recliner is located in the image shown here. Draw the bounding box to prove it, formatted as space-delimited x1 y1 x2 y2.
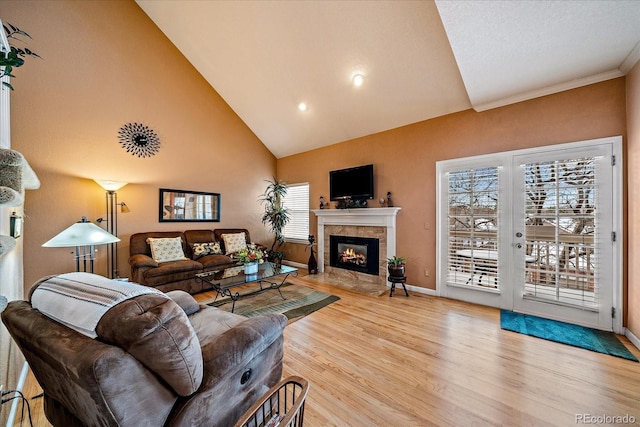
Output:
1 275 287 427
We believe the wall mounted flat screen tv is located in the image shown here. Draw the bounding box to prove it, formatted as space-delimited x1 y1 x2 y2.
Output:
329 164 374 201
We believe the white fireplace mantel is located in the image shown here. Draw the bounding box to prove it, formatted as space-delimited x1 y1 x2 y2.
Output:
311 207 401 274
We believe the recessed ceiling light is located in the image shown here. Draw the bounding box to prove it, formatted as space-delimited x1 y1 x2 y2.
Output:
352 74 364 87
298 102 308 112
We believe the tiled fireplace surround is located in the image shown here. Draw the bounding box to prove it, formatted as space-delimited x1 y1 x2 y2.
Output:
311 208 401 294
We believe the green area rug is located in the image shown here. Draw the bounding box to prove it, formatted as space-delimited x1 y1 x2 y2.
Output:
500 310 638 362
205 282 339 322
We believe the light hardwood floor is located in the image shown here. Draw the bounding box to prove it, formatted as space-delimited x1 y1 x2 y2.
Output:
14 274 640 426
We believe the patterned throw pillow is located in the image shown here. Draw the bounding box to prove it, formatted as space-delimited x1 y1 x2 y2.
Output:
222 232 247 255
191 242 222 260
146 237 188 263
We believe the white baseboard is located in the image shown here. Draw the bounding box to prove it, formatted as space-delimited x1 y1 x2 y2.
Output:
386 282 437 296
6 362 28 426
283 260 306 269
626 328 640 351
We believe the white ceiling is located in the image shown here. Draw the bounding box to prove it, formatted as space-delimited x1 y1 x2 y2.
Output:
136 0 640 158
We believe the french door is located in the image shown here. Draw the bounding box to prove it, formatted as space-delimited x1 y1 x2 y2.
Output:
437 137 622 332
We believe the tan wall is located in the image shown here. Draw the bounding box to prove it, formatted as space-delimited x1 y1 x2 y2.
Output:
3 0 276 289
278 79 627 296
627 62 640 338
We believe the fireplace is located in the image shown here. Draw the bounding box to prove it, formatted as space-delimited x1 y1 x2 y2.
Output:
330 235 379 275
312 208 400 293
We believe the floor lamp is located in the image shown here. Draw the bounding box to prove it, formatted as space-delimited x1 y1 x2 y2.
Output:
95 180 129 279
42 217 120 273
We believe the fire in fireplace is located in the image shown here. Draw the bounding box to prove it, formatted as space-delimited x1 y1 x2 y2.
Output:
340 247 366 266
330 235 379 275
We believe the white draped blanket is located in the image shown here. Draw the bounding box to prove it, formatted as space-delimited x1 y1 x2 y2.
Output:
31 272 166 338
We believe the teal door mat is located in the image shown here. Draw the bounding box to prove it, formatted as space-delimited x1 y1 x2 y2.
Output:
500 310 638 362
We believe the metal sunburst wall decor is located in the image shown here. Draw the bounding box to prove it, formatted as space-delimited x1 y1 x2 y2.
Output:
118 122 161 158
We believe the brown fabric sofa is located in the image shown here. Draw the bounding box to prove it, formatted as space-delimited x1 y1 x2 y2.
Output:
1 276 287 427
129 228 256 294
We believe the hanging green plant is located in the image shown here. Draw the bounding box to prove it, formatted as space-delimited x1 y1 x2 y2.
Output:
1 21 41 91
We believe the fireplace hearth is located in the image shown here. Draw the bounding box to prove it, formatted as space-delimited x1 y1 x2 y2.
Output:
330 235 379 275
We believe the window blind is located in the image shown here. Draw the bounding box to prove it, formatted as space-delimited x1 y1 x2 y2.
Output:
283 183 310 242
522 157 599 309
447 167 500 289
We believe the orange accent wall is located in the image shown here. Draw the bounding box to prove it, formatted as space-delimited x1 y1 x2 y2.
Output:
627 61 640 338
278 78 627 295
3 0 276 288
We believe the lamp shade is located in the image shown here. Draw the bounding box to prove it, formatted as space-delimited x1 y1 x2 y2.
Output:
120 202 131 213
42 218 120 248
95 180 127 192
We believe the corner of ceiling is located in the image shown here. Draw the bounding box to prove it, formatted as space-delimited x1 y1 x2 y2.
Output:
620 41 640 75
471 69 625 113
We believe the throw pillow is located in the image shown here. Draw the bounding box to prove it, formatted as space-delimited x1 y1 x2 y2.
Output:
190 241 222 260
222 232 247 255
146 237 188 263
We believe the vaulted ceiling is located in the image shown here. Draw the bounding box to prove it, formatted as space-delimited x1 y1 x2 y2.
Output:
136 0 640 158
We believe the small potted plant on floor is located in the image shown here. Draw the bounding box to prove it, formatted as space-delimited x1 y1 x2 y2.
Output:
386 255 406 277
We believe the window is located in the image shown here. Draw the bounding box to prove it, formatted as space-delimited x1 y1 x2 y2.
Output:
283 183 310 242
447 166 500 289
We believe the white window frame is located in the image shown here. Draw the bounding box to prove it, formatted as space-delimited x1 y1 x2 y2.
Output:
283 182 310 244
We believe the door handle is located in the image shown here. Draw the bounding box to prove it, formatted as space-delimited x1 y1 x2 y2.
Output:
516 243 522 249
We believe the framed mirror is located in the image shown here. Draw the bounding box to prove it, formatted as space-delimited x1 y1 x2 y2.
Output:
159 188 220 222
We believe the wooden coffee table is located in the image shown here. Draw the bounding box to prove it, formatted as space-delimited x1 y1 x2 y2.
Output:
196 263 298 313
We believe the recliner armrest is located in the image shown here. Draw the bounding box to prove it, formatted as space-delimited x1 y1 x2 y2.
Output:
199 313 287 388
1 300 178 426
129 253 158 268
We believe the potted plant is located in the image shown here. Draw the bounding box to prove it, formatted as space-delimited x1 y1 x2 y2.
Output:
260 178 290 265
1 21 41 90
235 243 265 274
386 255 406 277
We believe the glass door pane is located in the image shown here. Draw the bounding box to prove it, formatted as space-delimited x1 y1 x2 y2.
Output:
447 167 500 289
522 158 597 309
